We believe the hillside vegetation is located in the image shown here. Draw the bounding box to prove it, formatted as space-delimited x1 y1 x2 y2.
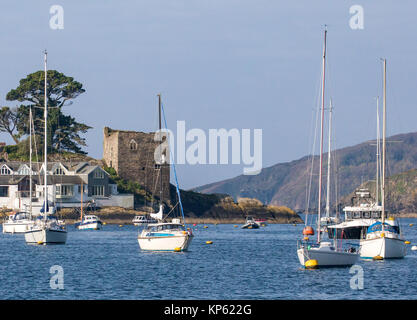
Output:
195 132 417 211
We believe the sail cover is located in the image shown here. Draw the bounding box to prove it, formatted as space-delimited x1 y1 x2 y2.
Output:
150 204 163 221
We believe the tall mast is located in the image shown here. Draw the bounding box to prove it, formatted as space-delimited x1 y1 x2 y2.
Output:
80 180 83 221
44 50 48 220
376 96 380 205
317 27 327 243
29 106 33 218
158 93 163 206
381 59 387 227
325 98 333 218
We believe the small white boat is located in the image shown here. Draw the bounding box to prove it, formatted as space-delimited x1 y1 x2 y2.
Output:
2 212 34 234
138 218 193 252
75 214 103 230
296 28 359 268
137 95 193 252
25 215 67 245
241 216 260 229
132 215 157 226
359 60 406 260
359 221 406 259
297 241 359 267
24 50 67 246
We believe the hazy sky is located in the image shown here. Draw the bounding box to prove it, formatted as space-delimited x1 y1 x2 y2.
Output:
1 1 416 189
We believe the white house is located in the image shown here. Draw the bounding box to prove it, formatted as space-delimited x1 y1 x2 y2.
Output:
0 161 133 214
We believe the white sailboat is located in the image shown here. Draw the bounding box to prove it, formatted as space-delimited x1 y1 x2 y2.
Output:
359 59 406 259
137 94 193 252
75 181 103 230
2 107 36 234
297 28 359 267
24 50 67 245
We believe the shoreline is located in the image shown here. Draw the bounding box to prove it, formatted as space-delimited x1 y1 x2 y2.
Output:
62 217 305 225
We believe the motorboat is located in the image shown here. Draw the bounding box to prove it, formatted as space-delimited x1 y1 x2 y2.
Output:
75 214 103 230
2 212 34 234
241 216 260 229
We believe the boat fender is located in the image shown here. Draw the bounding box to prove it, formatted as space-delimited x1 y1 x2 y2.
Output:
305 260 318 269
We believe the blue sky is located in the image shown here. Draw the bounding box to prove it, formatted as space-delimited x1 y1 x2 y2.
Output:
0 1 416 189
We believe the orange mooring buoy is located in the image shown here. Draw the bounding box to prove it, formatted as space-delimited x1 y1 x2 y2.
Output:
302 226 315 236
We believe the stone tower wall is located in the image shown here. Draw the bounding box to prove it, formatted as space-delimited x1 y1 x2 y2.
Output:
103 127 170 204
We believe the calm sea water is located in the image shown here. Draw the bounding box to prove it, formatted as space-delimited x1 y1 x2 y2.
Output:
1 217 417 300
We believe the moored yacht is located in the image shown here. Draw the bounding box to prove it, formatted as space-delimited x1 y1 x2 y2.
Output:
138 217 193 251
359 59 406 259
2 212 34 234
137 94 193 252
24 50 67 245
25 214 67 244
241 216 260 229
75 214 103 230
296 28 359 267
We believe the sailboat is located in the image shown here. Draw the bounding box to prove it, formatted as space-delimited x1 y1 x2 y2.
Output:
2 107 36 234
137 94 193 252
327 98 399 239
75 181 103 230
297 28 359 267
359 59 406 259
24 50 67 245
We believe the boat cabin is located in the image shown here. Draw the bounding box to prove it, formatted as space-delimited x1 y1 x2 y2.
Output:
343 205 382 220
146 223 185 232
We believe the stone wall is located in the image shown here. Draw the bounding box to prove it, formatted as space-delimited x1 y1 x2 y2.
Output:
103 127 170 204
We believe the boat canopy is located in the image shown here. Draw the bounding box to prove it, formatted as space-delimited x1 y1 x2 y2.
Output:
367 221 398 234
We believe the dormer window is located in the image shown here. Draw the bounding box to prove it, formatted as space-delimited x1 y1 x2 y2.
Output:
0 166 11 175
94 170 105 179
129 139 138 151
54 167 66 175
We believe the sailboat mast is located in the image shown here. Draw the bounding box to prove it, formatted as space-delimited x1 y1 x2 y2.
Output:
317 27 327 243
381 59 387 227
29 106 33 218
44 50 48 221
325 98 333 218
376 96 380 205
158 93 163 206
81 180 83 221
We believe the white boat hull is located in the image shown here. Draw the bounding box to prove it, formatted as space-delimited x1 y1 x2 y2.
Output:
297 247 359 267
25 227 67 244
77 222 102 230
138 234 193 251
2 221 34 234
359 236 406 259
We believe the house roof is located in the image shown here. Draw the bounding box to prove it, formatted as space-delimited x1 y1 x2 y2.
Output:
0 174 84 186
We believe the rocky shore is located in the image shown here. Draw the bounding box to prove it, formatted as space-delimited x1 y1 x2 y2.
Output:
56 197 304 225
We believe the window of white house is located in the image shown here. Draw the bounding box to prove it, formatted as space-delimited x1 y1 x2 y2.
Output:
56 185 73 196
93 170 105 179
54 167 66 175
129 139 138 151
18 166 30 175
0 166 11 175
0 186 8 197
78 184 87 193
91 185 105 196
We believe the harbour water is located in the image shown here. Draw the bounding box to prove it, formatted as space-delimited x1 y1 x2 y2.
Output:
1 217 417 299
